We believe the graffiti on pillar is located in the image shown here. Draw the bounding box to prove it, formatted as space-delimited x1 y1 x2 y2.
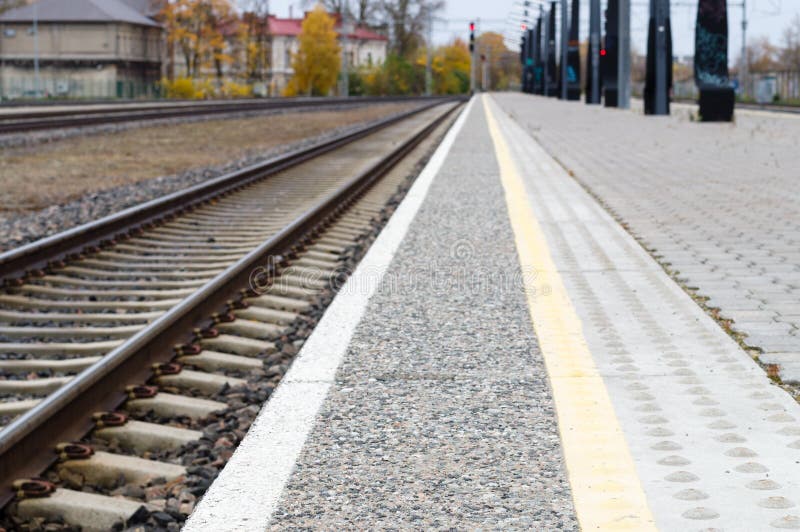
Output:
695 0 729 88
566 0 582 99
695 0 734 121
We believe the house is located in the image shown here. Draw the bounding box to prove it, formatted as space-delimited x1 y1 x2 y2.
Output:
266 13 388 95
0 0 166 99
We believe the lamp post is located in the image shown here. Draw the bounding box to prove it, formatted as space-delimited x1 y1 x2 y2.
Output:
341 14 353 97
33 1 40 98
560 0 567 99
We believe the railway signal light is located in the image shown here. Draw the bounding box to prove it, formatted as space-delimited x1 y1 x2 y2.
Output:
469 21 475 52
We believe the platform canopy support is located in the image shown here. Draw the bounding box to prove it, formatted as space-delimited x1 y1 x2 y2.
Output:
645 0 672 115
695 0 735 121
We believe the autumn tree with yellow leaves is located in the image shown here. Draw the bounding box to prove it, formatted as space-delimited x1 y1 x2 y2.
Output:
284 6 342 96
475 32 521 91
430 39 471 94
160 0 237 82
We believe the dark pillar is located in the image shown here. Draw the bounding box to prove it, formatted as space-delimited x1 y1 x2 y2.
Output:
695 0 734 121
603 0 620 106
534 16 544 94
566 0 582 100
522 28 536 93
547 2 558 97
586 0 601 103
645 0 672 114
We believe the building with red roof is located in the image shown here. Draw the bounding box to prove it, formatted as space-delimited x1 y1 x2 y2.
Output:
267 12 388 95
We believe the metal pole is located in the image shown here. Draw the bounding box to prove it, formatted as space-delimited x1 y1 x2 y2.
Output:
741 0 747 96
653 0 669 114
33 2 40 98
543 6 549 96
484 49 490 91
1 23 5 100
560 0 568 99
589 0 600 103
617 0 630 108
470 20 477 94
425 9 433 96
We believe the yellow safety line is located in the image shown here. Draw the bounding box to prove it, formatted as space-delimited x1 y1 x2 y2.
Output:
483 95 656 531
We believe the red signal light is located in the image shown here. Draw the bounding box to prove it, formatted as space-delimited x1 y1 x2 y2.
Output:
600 49 607 56
521 23 527 30
469 22 475 32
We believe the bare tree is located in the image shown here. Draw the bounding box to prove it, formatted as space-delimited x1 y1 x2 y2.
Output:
381 0 443 58
781 14 800 71
747 36 782 73
355 0 378 25
241 0 272 81
301 0 350 17
0 0 23 15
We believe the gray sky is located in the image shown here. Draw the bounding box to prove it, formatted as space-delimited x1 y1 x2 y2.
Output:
266 0 800 61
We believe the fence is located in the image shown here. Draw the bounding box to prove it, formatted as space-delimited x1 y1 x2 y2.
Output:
675 71 800 103
0 77 161 100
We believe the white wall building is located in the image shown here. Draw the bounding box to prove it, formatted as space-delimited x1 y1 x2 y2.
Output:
267 13 388 95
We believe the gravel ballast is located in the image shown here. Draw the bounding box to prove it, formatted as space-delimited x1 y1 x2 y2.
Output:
0 104 420 252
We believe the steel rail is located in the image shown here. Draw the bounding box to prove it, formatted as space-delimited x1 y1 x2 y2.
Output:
0 97 453 283
0 96 448 134
0 97 466 507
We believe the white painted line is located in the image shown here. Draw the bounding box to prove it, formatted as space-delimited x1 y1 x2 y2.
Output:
184 97 476 531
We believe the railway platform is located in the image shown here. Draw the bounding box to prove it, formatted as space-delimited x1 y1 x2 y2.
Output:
185 95 800 530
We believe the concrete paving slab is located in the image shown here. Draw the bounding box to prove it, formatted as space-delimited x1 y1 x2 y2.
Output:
493 92 800 385
488 95 800 530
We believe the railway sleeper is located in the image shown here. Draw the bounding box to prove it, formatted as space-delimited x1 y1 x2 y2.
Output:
0 340 123 356
155 369 247 395
282 264 340 279
0 376 72 395
243 293 311 313
0 325 139 340
0 309 162 325
125 392 226 419
56 450 185 490
234 305 298 324
0 356 101 374
61 265 221 280
94 251 245 265
13 284 195 300
310 242 347 254
200 335 276 357
260 282 317 300
0 294 181 311
275 273 329 290
215 319 286 340
293 256 341 270
0 398 41 416
316 236 353 248
94 419 202 453
29 275 205 290
13 488 147 532
77 258 231 272
177 350 263 372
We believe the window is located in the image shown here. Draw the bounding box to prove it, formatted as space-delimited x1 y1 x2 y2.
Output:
3 28 16 38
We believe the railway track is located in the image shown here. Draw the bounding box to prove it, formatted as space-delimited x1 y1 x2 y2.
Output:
0 97 464 530
670 97 800 115
0 96 444 135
